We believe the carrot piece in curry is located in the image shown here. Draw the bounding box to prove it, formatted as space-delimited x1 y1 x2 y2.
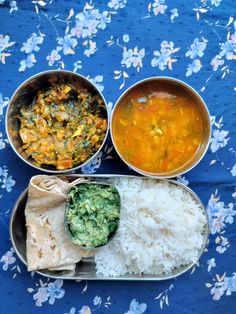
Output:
19 83 107 170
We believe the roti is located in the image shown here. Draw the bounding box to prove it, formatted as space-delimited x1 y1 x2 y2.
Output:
25 175 93 272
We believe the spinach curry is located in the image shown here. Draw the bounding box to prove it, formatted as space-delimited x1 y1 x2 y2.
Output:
66 184 120 248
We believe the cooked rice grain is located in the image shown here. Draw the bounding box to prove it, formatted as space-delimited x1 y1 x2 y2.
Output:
95 178 207 277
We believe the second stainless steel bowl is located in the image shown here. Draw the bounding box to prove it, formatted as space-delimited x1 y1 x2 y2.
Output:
111 77 211 178
65 181 121 250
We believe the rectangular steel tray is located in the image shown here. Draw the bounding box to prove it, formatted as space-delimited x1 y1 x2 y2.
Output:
10 174 209 281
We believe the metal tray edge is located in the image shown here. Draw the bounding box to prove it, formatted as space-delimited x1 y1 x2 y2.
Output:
9 174 209 281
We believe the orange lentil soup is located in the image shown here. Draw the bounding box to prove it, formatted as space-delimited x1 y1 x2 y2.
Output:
112 85 204 174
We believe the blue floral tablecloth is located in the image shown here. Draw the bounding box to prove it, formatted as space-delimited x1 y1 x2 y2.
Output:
0 0 236 313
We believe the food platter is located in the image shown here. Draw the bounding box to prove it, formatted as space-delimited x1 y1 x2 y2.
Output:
10 174 209 281
7 72 211 281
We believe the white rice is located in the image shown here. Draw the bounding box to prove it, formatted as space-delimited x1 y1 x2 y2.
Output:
95 178 207 277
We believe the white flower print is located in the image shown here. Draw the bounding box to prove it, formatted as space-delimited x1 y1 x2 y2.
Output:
152 0 167 16
207 258 216 272
21 33 44 54
93 295 102 306
9 1 18 14
99 11 111 30
125 298 147 314
0 132 8 149
0 167 8 177
0 34 13 51
0 0 18 13
211 0 222 7
152 52 169 69
207 191 235 235
88 75 104 92
121 48 133 68
1 175 16 192
71 7 112 39
211 55 224 71
0 248 16 271
207 273 236 301
47 280 65 305
155 283 174 309
186 59 202 76
33 286 49 307
57 35 78 55
121 47 145 71
210 20 236 76
0 92 9 116
0 34 15 64
19 53 36 72
219 39 236 61
224 275 236 296
210 130 229 153
0 166 15 192
29 279 65 307
211 281 226 300
108 0 127 10
73 60 82 72
123 34 130 43
47 49 61 66
170 8 178 22
84 40 97 57
176 176 189 186
185 38 207 76
215 236 230 254
185 38 207 59
230 164 236 176
151 41 180 70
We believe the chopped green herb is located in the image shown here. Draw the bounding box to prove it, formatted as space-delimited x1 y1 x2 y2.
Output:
66 183 120 248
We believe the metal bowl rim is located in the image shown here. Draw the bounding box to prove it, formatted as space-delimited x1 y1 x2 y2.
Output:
9 174 209 281
110 76 212 179
5 69 110 174
64 181 121 250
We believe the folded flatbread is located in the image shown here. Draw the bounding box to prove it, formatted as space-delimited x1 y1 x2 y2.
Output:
25 175 93 272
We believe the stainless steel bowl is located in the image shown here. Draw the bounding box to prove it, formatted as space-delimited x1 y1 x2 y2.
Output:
111 77 211 178
9 174 209 281
5 70 109 173
65 181 121 250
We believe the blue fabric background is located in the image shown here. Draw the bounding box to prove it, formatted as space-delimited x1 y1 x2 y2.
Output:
0 0 235 313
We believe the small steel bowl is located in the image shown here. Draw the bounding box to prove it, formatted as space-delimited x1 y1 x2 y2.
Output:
111 77 211 178
5 70 109 173
65 181 121 250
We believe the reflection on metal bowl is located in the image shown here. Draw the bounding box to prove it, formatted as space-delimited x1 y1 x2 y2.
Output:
6 70 109 173
111 77 211 178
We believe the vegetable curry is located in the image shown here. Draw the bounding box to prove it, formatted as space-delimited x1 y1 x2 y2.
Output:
66 183 120 248
112 85 204 174
19 83 107 170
